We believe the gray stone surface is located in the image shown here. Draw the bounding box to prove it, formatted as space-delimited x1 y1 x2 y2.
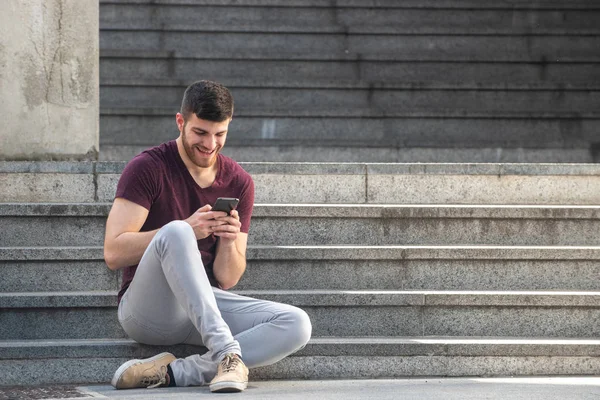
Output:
100 107 599 132
4 339 600 386
99 113 600 158
0 162 95 173
0 0 99 161
103 144 595 163
368 174 600 205
249 215 600 246
252 356 600 380
7 204 600 246
0 339 207 360
5 359 600 392
5 337 600 360
100 3 600 34
6 246 600 292
4 256 599 293
100 56 600 90
303 337 600 357
97 174 119 203
0 174 96 203
4 289 600 309
0 216 106 246
97 0 600 8
7 160 600 175
0 308 124 340
101 85 600 115
423 307 600 337
239 259 600 291
0 260 117 292
100 30 600 62
82 378 600 400
97 0 600 164
4 291 599 339
245 245 600 260
8 161 600 203
8 163 600 203
0 246 104 261
252 174 366 204
1 358 126 386
0 291 116 309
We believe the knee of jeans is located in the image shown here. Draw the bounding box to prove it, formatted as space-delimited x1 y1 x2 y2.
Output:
158 220 195 243
286 306 312 349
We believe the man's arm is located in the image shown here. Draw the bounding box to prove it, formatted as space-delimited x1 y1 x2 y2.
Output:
104 198 157 270
104 198 229 271
212 210 248 290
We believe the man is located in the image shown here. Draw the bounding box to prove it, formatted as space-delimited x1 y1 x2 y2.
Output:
104 80 312 393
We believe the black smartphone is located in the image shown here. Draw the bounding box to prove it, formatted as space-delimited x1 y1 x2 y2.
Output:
212 197 239 215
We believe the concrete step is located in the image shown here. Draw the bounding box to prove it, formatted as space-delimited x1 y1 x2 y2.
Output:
99 110 600 153
99 59 600 90
0 247 116 292
4 203 600 246
99 31 600 62
100 84 600 115
99 2 600 35
100 47 600 64
3 336 600 385
5 162 600 205
220 145 595 164
4 246 600 292
101 106 600 119
100 21 600 36
102 144 596 164
2 290 599 340
97 0 600 10
100 75 600 92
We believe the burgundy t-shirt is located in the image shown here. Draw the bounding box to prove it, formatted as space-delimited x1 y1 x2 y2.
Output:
115 140 255 302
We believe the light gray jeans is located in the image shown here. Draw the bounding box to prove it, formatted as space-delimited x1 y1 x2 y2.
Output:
117 220 312 387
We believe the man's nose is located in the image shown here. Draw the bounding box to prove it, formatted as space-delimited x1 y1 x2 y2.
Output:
201 135 216 150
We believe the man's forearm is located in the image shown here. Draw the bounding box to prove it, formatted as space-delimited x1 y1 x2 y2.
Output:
105 229 159 270
213 240 246 289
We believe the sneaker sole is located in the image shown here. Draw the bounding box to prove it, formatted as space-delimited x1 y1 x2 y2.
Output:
209 380 248 393
111 352 175 389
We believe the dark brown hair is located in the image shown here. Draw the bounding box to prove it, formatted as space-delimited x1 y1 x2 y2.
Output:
180 80 234 122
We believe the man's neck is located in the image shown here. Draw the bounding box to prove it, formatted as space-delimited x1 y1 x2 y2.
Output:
176 137 218 188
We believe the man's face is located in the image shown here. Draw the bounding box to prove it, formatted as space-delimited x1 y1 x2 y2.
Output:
177 113 230 168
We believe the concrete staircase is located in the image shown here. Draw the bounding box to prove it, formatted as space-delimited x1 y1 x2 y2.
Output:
98 0 600 162
1 161 600 385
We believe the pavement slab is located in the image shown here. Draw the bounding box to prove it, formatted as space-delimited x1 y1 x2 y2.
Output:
8 377 597 400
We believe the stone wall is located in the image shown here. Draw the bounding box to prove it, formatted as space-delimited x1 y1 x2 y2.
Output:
0 0 98 160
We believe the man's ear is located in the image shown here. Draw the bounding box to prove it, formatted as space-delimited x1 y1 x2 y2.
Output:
175 113 185 131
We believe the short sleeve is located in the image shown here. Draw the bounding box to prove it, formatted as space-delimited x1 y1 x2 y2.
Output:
115 153 161 210
236 174 255 234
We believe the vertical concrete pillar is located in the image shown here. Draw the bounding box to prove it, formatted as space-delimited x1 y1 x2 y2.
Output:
0 0 99 160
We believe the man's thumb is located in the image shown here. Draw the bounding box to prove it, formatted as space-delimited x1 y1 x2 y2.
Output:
198 204 212 212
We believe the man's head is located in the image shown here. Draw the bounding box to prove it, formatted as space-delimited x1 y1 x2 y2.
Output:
176 80 234 168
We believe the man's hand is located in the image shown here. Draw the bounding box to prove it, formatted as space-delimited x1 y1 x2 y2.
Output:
212 209 242 245
184 204 228 240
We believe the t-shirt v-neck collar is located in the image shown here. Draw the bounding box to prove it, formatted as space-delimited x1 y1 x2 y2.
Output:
171 140 222 190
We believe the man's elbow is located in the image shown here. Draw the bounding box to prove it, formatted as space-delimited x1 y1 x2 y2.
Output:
104 249 120 271
218 278 239 291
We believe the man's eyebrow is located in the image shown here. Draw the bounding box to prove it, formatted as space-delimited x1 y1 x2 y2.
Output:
190 127 228 134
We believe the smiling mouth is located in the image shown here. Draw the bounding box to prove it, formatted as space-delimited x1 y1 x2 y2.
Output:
195 147 214 156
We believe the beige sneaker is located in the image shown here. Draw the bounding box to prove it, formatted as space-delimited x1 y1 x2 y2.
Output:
111 352 176 389
209 353 249 393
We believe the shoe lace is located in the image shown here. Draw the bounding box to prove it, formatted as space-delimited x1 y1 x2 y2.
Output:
143 365 168 389
220 354 241 373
